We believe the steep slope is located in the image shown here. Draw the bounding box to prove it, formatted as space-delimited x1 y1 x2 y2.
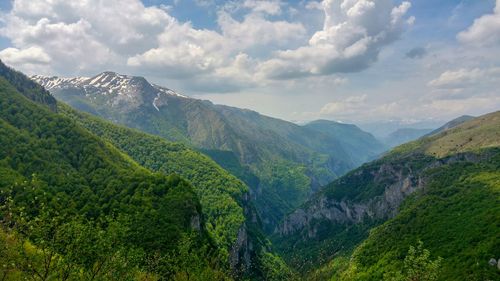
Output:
59 103 295 280
424 115 475 137
0 72 227 279
2 62 294 280
32 73 357 231
276 112 500 280
0 63 57 111
304 120 387 164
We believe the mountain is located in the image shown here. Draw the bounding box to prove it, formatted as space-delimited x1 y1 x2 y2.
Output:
0 64 224 279
382 127 433 147
304 120 387 164
424 115 475 137
1 62 295 280
59 103 297 279
357 120 442 140
275 111 500 280
32 72 380 231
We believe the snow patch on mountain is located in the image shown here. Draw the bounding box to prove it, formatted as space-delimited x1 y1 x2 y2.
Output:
31 72 188 100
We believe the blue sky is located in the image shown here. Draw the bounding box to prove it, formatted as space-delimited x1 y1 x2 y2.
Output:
0 0 499 123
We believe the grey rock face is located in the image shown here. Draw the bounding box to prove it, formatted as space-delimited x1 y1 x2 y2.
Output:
190 214 201 231
279 169 424 236
278 151 491 238
229 224 255 278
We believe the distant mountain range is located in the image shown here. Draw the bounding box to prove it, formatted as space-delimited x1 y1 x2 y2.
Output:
382 127 433 147
32 72 387 231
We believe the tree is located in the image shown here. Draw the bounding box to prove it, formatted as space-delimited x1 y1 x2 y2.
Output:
385 241 442 281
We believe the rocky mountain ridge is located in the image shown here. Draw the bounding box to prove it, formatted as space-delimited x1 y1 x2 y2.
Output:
278 151 492 237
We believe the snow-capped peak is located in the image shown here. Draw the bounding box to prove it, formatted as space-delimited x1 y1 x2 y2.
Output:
31 75 90 90
31 72 188 99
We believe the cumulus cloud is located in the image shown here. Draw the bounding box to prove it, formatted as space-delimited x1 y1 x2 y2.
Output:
457 0 500 46
0 0 413 93
258 0 414 79
127 21 226 78
0 0 170 74
217 11 306 50
0 47 50 65
428 67 500 89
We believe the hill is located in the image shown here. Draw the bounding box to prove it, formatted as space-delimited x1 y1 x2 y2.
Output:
0 67 224 279
59 103 295 279
276 112 500 280
424 115 475 137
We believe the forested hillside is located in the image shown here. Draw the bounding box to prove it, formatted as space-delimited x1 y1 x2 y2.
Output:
59 103 295 280
277 112 500 280
0 75 224 279
0 62 293 280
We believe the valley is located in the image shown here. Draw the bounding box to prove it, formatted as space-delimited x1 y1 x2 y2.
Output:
1 60 498 280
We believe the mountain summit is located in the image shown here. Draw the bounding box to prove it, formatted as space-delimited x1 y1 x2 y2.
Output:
32 72 187 113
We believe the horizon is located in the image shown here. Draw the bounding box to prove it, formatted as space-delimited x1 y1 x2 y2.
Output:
0 0 499 124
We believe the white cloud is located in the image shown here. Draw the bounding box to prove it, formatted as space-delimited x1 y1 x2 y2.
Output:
243 0 283 15
217 11 306 50
0 0 170 74
428 67 500 89
320 95 368 115
127 21 226 78
457 0 500 46
258 0 414 79
0 0 414 94
0 47 50 65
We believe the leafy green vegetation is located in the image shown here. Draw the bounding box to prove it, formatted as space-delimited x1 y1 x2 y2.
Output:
0 63 296 280
383 241 442 281
58 103 298 280
0 73 229 279
276 112 500 280
59 105 247 253
340 150 500 280
0 61 57 111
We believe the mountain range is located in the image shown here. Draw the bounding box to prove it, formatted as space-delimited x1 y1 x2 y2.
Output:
1 60 498 281
32 72 387 231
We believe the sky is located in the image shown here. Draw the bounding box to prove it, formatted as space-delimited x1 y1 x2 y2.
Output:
0 0 499 124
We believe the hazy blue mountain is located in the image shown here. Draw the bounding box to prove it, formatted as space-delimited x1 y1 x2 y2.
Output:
304 120 387 164
382 127 433 147
357 120 442 140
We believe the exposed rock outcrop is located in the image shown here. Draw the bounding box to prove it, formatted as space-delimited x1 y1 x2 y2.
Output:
278 151 492 238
